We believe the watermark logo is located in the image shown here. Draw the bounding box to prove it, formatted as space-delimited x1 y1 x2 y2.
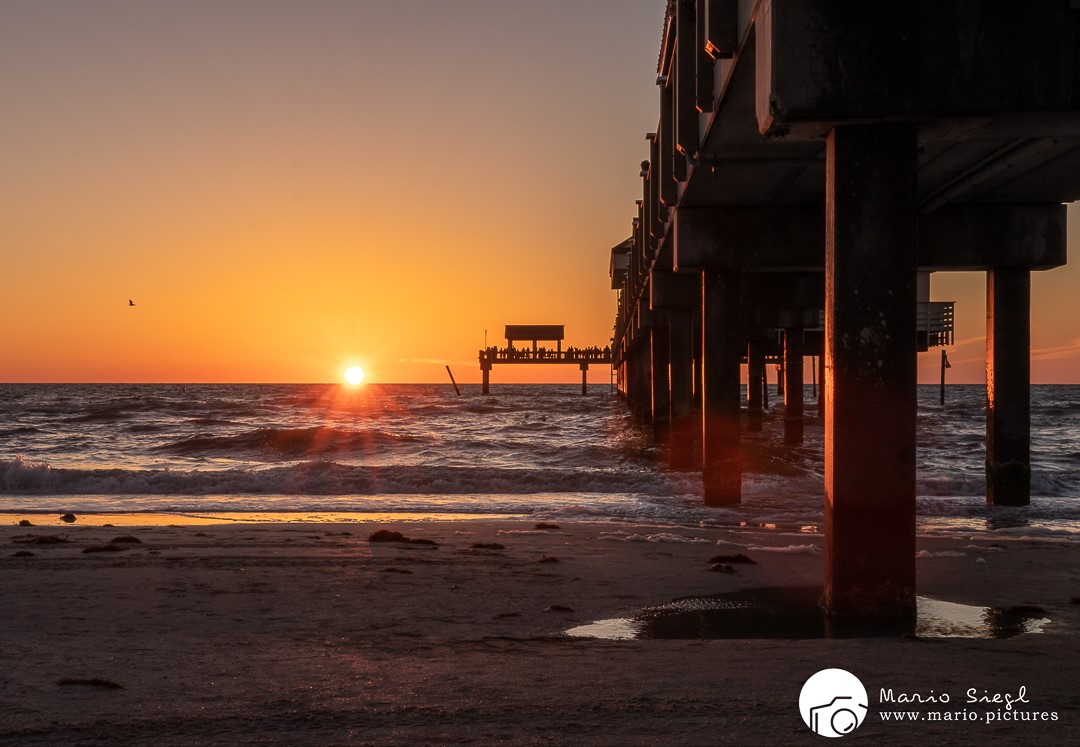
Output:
800 668 869 738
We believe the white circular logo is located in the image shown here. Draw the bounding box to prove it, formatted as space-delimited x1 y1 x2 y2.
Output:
799 668 869 738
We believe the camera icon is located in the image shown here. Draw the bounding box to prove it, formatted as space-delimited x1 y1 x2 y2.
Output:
808 695 867 737
800 669 869 738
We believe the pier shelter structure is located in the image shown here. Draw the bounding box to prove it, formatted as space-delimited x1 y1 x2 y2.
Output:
609 1 1076 619
478 325 612 395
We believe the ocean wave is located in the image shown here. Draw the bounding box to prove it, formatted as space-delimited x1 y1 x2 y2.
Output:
152 426 431 458
0 426 44 437
0 456 696 496
67 409 135 423
914 471 1075 498
57 401 266 425
127 423 168 434
913 474 985 497
445 436 634 466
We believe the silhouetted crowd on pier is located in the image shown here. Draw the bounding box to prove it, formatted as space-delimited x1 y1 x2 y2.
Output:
482 345 611 362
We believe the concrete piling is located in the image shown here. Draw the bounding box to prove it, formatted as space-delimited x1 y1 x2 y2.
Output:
817 352 826 419
701 271 742 505
747 340 765 432
669 309 696 469
823 124 918 619
783 328 804 445
986 269 1031 506
651 322 671 443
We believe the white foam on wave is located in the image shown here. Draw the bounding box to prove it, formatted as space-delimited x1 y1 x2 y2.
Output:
599 531 711 544
0 455 698 498
916 550 968 558
745 543 821 554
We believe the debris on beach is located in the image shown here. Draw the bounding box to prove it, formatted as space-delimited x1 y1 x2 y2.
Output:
534 522 560 530
17 520 33 527
368 530 438 547
708 553 756 565
545 604 574 612
56 677 123 690
82 544 129 554
110 536 142 544
13 535 69 545
470 542 505 550
382 567 414 574
59 513 77 523
709 563 736 574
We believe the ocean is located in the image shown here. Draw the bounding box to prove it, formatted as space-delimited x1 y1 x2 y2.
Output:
1 383 1078 536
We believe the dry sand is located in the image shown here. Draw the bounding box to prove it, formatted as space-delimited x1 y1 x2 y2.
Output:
1 517 1077 746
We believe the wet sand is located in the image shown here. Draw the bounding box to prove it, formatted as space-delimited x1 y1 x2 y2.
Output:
1 518 1078 745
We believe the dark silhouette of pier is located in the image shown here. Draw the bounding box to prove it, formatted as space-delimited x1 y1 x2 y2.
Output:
479 325 612 394
609 2 1076 620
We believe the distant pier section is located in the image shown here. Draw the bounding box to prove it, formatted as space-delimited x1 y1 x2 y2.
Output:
478 325 612 394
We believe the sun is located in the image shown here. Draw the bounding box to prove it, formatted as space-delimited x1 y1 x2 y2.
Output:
344 365 366 386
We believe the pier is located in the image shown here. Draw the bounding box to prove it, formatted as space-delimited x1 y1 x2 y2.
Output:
608 2 1076 619
479 325 612 395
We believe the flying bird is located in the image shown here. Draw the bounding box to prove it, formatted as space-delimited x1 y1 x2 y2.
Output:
128 299 135 307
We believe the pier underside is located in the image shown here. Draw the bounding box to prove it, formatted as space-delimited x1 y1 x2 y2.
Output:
610 0 1078 619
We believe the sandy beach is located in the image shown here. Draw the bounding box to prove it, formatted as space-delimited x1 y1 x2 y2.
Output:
1 516 1077 745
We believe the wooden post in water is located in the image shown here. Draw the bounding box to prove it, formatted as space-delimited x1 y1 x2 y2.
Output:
580 362 589 396
446 365 462 396
940 349 947 406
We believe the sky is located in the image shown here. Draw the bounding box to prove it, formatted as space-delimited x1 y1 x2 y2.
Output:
2 1 1078 384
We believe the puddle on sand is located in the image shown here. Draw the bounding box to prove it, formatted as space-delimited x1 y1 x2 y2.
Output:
566 587 1051 641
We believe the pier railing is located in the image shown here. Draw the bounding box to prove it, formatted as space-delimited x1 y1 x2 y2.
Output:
479 347 612 366
804 302 954 347
918 302 955 347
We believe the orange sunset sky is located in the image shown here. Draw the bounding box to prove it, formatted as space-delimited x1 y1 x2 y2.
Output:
3 1 1079 385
